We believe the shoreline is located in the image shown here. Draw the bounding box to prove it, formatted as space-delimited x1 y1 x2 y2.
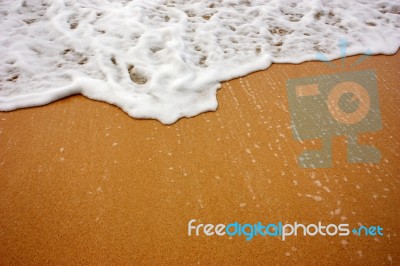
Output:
0 52 399 264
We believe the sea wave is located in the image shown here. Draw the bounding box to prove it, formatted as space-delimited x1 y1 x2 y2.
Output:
0 0 399 123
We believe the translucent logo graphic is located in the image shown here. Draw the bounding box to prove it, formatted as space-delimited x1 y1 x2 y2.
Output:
286 39 382 168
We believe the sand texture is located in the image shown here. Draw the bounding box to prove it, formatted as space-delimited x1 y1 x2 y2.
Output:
0 53 399 264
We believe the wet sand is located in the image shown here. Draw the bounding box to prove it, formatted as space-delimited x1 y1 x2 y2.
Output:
0 53 399 264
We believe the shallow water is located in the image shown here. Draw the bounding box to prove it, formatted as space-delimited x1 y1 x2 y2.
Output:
0 0 399 124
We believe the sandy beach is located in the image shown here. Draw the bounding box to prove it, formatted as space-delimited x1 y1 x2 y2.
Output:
0 52 399 264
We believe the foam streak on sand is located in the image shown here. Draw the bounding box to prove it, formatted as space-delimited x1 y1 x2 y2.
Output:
0 0 399 124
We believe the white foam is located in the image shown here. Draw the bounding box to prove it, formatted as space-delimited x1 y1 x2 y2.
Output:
1 0 399 124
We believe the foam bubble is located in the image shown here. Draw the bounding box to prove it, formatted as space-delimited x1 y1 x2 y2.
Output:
1 0 399 124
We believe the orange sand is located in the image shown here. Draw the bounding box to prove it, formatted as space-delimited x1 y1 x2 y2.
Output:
0 53 399 264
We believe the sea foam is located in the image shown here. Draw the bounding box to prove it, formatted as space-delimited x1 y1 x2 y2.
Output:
0 0 399 124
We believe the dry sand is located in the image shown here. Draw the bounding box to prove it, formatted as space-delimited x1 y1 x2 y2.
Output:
0 53 399 264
